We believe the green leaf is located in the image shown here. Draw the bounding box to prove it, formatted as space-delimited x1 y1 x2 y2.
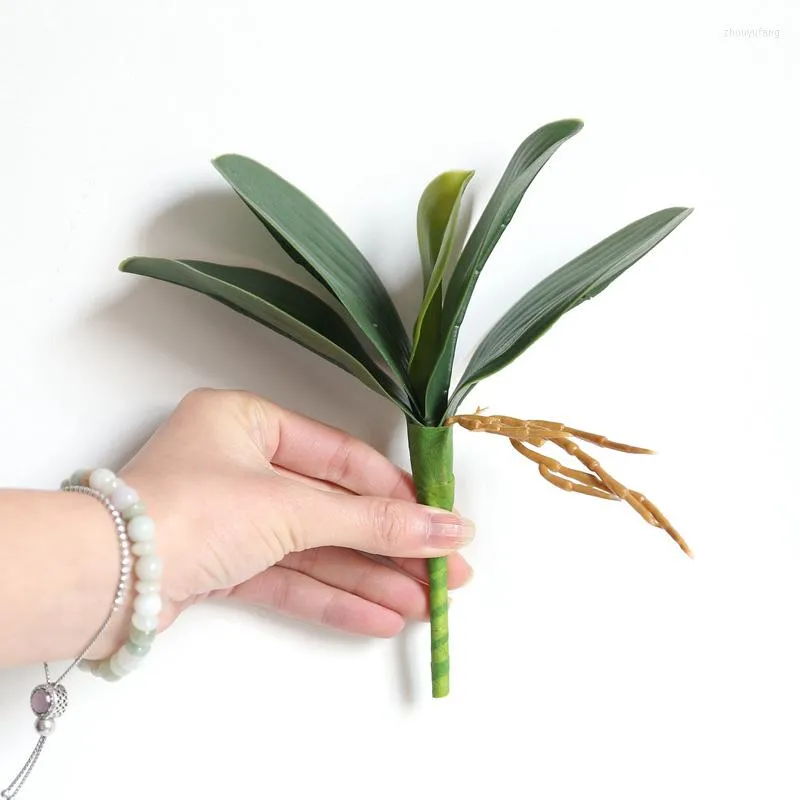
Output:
119 257 416 419
444 207 693 418
409 170 473 418
212 154 410 383
416 170 474 291
424 119 584 420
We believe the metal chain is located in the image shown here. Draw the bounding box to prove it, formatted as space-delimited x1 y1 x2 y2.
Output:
2 484 130 798
46 486 128 685
45 598 117 685
1 738 47 799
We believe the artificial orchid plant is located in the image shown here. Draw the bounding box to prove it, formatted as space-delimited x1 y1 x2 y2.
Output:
121 119 692 697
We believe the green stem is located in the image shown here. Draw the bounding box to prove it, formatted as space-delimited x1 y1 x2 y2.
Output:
407 422 455 698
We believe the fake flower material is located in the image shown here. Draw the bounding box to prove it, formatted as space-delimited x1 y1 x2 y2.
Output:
120 119 693 698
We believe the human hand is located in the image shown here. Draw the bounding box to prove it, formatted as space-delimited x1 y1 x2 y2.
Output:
119 389 474 643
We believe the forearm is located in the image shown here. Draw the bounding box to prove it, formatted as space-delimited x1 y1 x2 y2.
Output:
0 489 129 667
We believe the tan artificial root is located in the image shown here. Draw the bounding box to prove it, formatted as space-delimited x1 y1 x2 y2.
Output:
444 413 692 558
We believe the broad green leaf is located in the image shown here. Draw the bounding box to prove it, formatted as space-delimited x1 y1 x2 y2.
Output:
443 207 693 419
424 120 584 420
212 154 410 383
409 170 473 418
119 257 416 419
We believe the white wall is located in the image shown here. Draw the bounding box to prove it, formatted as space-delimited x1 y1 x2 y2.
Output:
0 1 796 797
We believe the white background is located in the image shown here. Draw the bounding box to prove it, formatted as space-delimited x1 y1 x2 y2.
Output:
0 1 797 797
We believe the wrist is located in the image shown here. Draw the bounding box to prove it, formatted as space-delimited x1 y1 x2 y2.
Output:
116 466 194 605
0 489 131 666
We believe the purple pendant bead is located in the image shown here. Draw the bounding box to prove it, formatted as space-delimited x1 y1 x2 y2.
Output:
30 688 50 715
30 683 68 719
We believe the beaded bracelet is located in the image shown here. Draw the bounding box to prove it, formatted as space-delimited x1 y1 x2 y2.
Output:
67 468 162 680
2 469 161 799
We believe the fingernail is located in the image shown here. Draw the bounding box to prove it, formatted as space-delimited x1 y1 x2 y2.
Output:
427 514 476 549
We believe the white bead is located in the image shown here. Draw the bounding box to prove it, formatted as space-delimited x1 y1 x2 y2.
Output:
134 593 162 617
131 541 155 557
127 516 155 542
131 612 159 633
108 651 131 677
135 580 161 594
111 484 139 511
135 554 163 581
88 468 117 495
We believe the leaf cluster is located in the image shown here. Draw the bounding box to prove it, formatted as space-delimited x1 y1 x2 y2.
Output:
122 121 691 425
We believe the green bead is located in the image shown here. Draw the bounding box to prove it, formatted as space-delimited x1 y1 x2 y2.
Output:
125 641 151 658
128 628 156 648
122 501 147 521
97 661 122 682
70 469 91 487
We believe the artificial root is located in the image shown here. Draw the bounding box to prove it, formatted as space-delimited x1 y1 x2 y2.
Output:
445 413 692 558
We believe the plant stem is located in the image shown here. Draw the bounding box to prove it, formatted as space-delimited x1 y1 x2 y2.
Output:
407 422 455 698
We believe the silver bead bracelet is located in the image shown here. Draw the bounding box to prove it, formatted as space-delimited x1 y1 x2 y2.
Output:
2 469 161 799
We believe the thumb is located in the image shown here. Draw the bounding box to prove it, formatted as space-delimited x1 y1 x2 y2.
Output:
281 485 476 558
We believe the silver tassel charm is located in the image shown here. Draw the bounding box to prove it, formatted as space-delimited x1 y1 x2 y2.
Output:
1 682 69 798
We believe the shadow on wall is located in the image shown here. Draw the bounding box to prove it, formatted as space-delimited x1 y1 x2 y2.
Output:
136 189 321 288
62 189 428 704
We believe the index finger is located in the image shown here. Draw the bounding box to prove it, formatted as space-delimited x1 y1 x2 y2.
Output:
264 403 417 501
